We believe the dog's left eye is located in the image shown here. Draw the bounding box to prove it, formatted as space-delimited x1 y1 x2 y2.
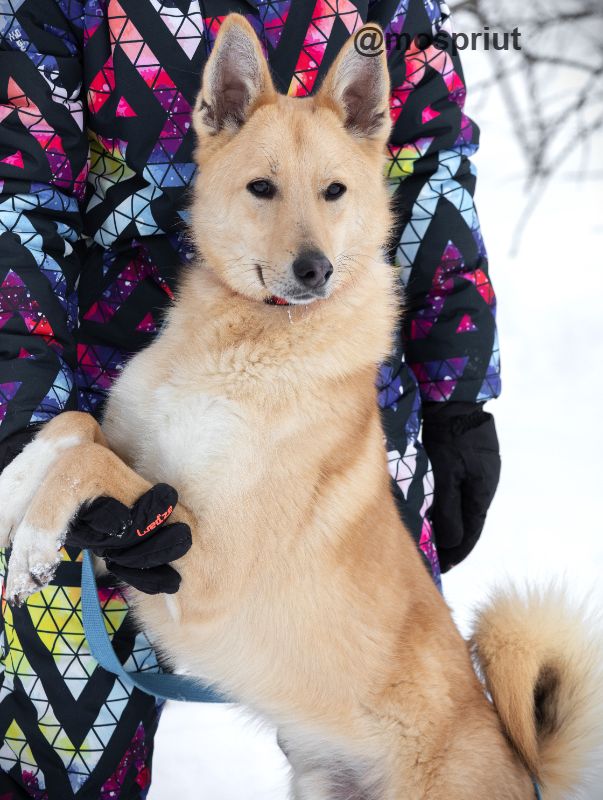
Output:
324 182 347 201
247 179 276 199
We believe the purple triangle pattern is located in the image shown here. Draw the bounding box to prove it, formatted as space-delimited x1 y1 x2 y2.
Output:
408 356 469 402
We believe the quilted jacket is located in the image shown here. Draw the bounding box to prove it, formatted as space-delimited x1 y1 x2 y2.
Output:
0 0 500 572
0 3 500 797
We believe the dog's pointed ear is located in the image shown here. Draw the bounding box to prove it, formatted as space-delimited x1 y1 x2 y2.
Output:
194 14 276 136
316 25 391 142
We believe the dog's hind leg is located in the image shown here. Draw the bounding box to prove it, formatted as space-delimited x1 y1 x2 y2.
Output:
291 770 332 800
291 770 373 800
285 747 372 800
5 440 153 604
291 765 357 800
0 412 105 548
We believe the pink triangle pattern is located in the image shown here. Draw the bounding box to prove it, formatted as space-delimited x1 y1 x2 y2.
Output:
99 723 151 798
1 79 86 197
135 312 157 333
421 105 440 124
0 270 56 345
88 55 116 114
82 245 173 325
409 242 495 343
106 2 193 179
408 356 469 402
115 96 136 118
462 268 495 306
77 342 125 414
202 15 226 46
389 16 467 126
418 468 439 581
456 313 477 334
409 242 464 340
0 150 24 168
287 0 362 97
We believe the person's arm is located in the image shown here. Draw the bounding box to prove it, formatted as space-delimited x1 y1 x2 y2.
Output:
0 2 87 466
370 0 501 571
0 6 192 595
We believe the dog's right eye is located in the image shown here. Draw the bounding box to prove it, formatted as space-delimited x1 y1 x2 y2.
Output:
247 179 276 199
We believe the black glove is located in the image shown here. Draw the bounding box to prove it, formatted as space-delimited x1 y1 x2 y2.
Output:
422 402 501 573
66 483 192 594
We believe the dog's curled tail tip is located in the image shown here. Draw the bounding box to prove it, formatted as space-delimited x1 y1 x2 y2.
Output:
471 585 603 800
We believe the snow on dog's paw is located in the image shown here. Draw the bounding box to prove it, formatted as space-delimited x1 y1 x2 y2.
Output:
6 522 63 605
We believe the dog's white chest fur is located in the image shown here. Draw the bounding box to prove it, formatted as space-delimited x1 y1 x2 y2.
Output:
151 389 245 491
102 358 252 505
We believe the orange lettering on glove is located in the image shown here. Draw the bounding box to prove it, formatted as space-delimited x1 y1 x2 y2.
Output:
136 505 174 537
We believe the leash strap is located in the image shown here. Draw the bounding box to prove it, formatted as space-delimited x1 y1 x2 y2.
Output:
533 780 542 800
81 550 226 703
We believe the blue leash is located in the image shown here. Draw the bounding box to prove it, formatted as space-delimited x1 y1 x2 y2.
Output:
81 550 226 703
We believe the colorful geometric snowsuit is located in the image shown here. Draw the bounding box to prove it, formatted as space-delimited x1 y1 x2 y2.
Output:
0 0 500 796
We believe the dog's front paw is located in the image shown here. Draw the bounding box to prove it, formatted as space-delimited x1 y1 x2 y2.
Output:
6 522 64 605
0 464 27 548
0 436 63 548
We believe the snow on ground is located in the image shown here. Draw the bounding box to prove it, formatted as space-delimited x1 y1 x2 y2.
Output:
149 43 603 800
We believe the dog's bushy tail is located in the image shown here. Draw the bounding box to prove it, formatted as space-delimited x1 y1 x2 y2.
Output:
472 586 603 800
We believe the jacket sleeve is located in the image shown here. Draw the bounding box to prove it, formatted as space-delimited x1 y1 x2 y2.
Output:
0 1 87 465
370 0 500 404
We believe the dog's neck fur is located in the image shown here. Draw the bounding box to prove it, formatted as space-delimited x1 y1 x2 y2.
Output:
161 255 399 402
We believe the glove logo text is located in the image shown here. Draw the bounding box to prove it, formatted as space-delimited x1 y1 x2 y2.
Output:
136 506 174 537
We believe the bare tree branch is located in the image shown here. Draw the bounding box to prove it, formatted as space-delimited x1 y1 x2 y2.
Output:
449 0 603 187
445 0 603 244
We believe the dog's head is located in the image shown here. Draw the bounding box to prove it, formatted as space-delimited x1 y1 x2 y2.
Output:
190 14 392 308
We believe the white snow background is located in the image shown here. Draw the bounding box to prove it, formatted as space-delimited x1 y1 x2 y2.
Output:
148 34 603 800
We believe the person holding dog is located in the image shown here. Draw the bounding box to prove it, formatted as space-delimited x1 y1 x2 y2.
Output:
0 1 500 797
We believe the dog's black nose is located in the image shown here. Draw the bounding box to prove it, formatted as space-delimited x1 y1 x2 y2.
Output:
292 251 333 290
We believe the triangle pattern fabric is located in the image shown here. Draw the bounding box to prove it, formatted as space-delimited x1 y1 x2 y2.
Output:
387 445 417 501
456 313 477 333
0 382 21 424
115 96 137 118
3 78 81 194
31 354 74 424
76 342 126 414
26 585 127 701
258 1 291 49
0 150 24 168
0 549 162 796
136 311 157 333
287 0 361 96
149 0 204 59
408 356 470 402
0 270 55 343
0 0 500 789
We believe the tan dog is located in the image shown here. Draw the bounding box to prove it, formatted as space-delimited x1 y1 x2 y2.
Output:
0 15 601 800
